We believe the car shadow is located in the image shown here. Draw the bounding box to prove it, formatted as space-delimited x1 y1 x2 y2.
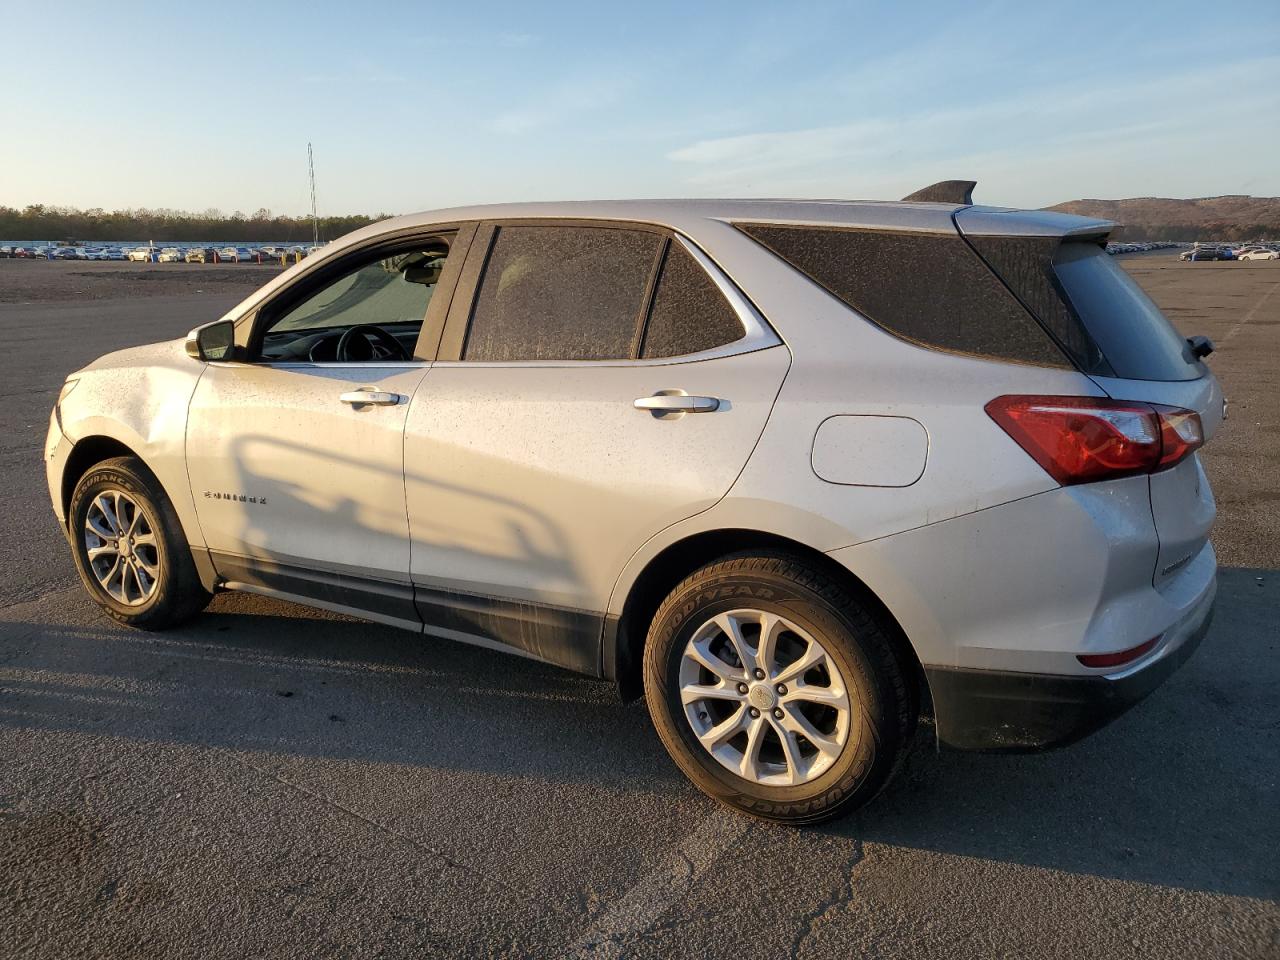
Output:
0 567 1275 901
830 564 1279 901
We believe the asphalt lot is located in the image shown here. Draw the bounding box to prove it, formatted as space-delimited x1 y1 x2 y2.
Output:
1 256 1277 958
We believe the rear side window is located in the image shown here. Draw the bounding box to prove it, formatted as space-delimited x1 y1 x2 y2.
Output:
737 224 1068 367
640 242 743 358
1052 242 1199 381
961 235 1105 371
463 225 660 361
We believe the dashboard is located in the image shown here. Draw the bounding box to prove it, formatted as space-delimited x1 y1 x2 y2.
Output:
259 322 422 362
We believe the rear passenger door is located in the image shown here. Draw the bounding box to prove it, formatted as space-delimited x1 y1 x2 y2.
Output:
403 222 790 672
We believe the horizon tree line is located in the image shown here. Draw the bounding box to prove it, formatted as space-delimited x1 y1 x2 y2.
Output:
2 203 1277 244
0 204 388 243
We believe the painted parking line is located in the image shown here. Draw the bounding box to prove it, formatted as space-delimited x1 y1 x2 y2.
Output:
1222 276 1280 343
560 808 750 958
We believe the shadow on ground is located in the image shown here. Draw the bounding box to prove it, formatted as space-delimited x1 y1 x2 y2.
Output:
1 568 1275 902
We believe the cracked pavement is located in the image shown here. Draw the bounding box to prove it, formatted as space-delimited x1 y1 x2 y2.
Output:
1 257 1277 958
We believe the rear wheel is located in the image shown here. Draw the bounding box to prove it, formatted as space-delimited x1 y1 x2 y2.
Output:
644 553 916 825
68 456 211 629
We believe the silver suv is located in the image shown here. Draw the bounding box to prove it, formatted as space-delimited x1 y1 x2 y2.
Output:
45 182 1220 823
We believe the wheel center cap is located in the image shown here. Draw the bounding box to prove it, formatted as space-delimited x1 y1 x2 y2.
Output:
119 538 132 558
748 684 776 711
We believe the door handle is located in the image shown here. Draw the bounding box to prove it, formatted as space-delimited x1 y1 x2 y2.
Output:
634 393 720 413
339 390 401 406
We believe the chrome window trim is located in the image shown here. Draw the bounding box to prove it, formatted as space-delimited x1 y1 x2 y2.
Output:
429 343 782 369
436 232 781 369
254 362 429 370
208 361 430 370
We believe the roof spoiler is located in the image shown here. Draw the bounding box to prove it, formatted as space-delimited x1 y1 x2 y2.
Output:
901 180 976 205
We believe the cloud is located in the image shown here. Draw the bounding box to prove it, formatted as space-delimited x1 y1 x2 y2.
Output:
668 120 892 169
490 73 635 136
665 55 1280 197
497 32 538 49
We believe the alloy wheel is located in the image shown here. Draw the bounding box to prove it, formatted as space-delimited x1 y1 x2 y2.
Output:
678 609 853 787
84 490 161 606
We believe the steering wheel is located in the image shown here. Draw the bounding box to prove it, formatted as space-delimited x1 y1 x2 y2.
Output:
334 324 410 362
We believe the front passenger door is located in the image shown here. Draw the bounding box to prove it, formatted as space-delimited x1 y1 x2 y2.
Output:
185 230 468 628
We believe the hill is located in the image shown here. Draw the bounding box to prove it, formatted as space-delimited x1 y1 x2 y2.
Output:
1044 196 1280 241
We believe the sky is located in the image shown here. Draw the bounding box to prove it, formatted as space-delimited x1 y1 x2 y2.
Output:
2 2 1278 216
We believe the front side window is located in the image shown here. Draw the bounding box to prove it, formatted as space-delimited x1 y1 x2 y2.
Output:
258 238 452 362
463 226 661 361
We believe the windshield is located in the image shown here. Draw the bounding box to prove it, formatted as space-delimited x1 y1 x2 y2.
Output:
1053 242 1201 381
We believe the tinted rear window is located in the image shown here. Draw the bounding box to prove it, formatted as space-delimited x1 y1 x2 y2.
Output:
640 242 744 358
737 223 1069 367
962 235 1106 372
1052 242 1200 381
463 225 660 361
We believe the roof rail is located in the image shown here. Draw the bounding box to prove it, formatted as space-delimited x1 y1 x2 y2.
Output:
901 180 976 205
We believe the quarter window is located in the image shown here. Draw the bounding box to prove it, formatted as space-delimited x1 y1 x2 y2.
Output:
737 223 1069 367
640 242 744 358
463 226 661 362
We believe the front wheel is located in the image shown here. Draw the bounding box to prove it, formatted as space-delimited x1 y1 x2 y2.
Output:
644 554 917 825
68 456 211 630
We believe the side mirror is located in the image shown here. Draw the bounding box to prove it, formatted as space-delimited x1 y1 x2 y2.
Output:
1187 335 1214 360
185 320 237 362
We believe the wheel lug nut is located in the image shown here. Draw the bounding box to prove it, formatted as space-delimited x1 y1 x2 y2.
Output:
737 683 748 695
776 684 787 695
753 668 765 680
748 707 760 718
773 708 783 720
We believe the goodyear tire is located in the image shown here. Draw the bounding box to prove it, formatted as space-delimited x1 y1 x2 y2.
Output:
644 553 916 825
68 456 211 630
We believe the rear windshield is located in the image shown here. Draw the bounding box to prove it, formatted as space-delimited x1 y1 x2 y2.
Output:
1053 243 1200 381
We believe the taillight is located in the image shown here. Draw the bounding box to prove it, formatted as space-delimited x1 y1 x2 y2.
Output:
985 395 1203 485
1155 405 1204 468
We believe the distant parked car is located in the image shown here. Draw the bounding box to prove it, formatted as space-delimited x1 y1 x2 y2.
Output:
158 247 184 263
101 248 127 261
32 247 52 259
185 247 216 263
53 247 83 260
1189 247 1227 262
1238 248 1279 261
0 245 12 258
127 247 155 262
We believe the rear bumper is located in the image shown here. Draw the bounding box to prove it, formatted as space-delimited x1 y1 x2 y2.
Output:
925 579 1216 751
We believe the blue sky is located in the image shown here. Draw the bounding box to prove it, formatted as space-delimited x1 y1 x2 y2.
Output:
3 2 1277 215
